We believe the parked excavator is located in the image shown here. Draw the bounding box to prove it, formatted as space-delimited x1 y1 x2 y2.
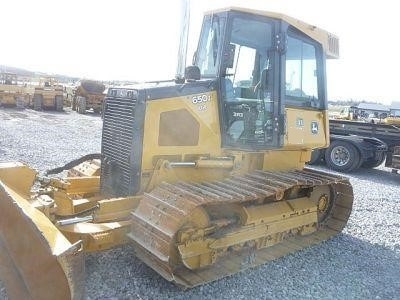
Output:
0 7 353 300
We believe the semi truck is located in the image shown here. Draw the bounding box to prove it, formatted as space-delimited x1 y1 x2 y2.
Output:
309 119 400 172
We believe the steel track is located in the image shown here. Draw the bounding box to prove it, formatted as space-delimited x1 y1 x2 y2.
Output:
128 168 353 287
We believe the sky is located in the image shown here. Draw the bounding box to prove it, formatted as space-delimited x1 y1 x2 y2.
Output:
1 0 399 104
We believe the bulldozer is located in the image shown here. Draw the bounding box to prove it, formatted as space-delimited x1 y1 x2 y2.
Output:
32 76 64 111
0 72 31 108
0 7 353 299
71 79 106 114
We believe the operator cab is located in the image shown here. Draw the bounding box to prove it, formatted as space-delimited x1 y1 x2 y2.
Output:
192 8 328 150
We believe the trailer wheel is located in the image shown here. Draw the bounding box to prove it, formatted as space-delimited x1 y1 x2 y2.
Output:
33 94 43 111
55 95 63 111
362 152 386 169
325 140 360 172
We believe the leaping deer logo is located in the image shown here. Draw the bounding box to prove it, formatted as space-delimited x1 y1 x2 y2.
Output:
311 121 318 134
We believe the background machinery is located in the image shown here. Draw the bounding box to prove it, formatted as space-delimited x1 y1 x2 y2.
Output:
0 7 353 299
310 118 400 172
0 72 31 108
32 76 64 111
72 79 106 114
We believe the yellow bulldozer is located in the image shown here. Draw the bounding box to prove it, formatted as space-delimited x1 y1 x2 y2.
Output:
0 72 31 108
32 76 64 111
0 7 353 299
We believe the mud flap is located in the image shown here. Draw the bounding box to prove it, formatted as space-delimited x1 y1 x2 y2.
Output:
0 165 84 299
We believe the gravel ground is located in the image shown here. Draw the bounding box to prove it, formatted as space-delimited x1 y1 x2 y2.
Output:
0 107 399 299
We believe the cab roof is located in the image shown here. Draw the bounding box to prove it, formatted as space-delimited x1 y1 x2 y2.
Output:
206 7 339 59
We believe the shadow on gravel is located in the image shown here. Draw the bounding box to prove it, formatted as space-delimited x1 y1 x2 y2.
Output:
0 107 29 119
71 111 103 118
0 107 72 120
10 108 101 119
83 234 399 299
39 109 73 117
346 167 400 187
309 164 400 187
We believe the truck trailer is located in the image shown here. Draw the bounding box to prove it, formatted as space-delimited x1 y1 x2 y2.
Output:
309 119 400 172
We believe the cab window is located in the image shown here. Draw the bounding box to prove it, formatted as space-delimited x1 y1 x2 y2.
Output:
197 15 225 77
285 32 322 108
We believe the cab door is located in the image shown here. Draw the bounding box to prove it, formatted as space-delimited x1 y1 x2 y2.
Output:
218 12 283 150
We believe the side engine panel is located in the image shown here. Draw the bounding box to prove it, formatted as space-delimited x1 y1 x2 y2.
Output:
100 88 145 196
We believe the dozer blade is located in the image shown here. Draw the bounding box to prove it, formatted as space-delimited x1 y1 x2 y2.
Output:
0 163 84 300
129 168 353 288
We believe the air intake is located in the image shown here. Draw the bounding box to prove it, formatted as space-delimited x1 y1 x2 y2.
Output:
100 88 143 196
327 34 340 59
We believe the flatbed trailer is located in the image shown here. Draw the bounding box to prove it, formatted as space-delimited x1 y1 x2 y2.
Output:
309 119 400 172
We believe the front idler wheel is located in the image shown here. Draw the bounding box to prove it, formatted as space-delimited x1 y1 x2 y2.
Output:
309 185 335 224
